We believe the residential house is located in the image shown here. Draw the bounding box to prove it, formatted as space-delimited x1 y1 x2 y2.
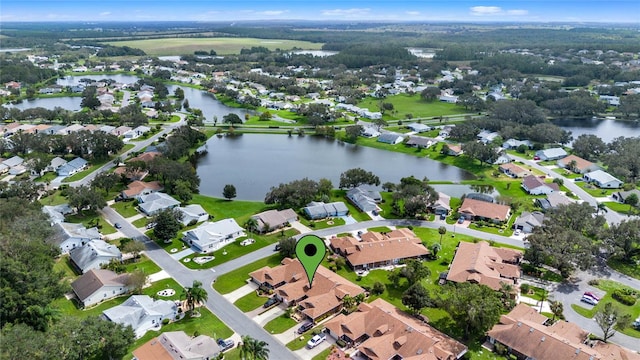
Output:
361 127 381 138
377 132 404 144
2 155 23 170
71 269 131 308
58 124 85 135
346 187 381 212
583 170 623 189
138 192 181 216
439 94 459 103
599 95 620 106
446 144 464 156
182 219 244 253
493 154 512 165
325 298 468 360
176 204 209 226
477 130 500 144
513 211 545 233
57 157 88 177
487 303 640 360
133 331 220 360
42 204 73 225
446 241 522 291
429 192 451 215
458 198 511 223
499 163 531 178
99 125 116 134
49 222 102 254
302 201 349 220
249 258 365 323
521 175 559 195
405 136 436 149
47 157 67 173
330 228 429 271
251 209 298 233
612 189 640 203
534 148 567 161
406 123 431 133
113 126 132 137
102 295 177 338
556 155 600 174
439 125 454 138
536 192 574 211
121 180 163 199
69 240 123 274
129 151 162 164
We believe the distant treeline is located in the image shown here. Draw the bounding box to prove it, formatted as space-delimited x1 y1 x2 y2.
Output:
0 59 59 85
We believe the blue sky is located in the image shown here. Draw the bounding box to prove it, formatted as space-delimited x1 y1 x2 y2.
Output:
1 0 638 23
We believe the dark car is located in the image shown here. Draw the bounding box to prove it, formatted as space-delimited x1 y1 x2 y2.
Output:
457 217 465 224
114 223 122 229
217 338 235 351
263 297 279 308
274 244 281 251
440 213 446 220
297 322 313 334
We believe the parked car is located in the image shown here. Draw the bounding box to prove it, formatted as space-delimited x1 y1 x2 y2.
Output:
440 213 446 220
274 244 281 251
307 334 326 349
240 238 255 246
583 292 601 302
633 317 640 330
217 338 235 351
297 322 313 334
263 297 279 308
457 217 465 224
514 229 522 236
145 222 156 229
533 156 540 160
574 177 583 182
581 295 598 306
114 223 122 229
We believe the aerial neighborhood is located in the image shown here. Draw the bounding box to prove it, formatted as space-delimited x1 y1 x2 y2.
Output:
1 16 640 360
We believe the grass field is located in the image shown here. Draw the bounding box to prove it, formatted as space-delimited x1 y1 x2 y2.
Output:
213 253 283 294
357 94 469 120
104 37 324 56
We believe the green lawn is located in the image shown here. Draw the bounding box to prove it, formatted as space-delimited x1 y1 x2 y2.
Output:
312 348 333 360
38 189 68 206
180 228 298 269
213 253 283 294
132 217 149 228
65 210 117 235
570 280 640 338
263 314 297 334
234 291 266 312
123 254 162 275
287 324 326 350
357 94 468 120
34 171 58 183
62 159 111 183
53 255 79 281
603 201 639 215
578 183 617 197
521 263 563 283
301 217 346 230
111 201 140 218
190 194 273 225
607 257 640 280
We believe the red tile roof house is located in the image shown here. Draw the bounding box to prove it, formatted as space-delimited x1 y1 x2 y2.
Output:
329 228 429 271
249 258 365 323
446 241 522 291
121 180 163 200
556 154 601 174
324 298 468 360
458 198 511 223
499 163 532 178
487 303 640 360
521 175 560 195
446 144 464 156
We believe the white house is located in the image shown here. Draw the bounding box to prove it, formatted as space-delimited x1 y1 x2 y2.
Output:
57 157 88 177
102 295 177 338
502 139 532 150
49 222 102 254
513 211 545 233
69 240 122 274
71 269 131 308
42 204 73 225
138 192 181 216
521 175 560 195
535 148 567 161
177 204 209 226
583 170 623 189
47 157 68 173
182 219 244 253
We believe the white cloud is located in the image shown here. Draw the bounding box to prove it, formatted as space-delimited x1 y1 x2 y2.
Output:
99 11 111 16
260 10 288 16
470 6 528 17
405 11 421 16
321 8 371 17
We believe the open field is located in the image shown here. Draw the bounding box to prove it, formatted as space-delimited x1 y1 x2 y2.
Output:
358 94 469 120
104 37 324 56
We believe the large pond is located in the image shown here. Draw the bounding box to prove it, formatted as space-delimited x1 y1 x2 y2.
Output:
196 134 475 201
551 117 640 144
432 184 499 199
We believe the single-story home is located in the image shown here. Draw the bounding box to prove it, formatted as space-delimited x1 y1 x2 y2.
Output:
176 204 209 226
556 154 600 174
406 123 431 133
583 170 623 189
42 204 74 225
2 155 23 169
377 132 404 145
458 198 511 223
69 239 122 274
405 136 437 149
361 127 381 138
137 192 181 216
182 219 244 253
536 192 574 212
446 241 522 290
534 148 567 161
477 130 500 144
302 201 349 220
121 180 163 199
102 295 177 338
429 192 451 215
71 269 131 308
57 157 88 177
47 157 68 173
133 331 220 360
513 211 545 233
446 144 464 156
48 222 102 254
502 139 533 150
521 175 559 195
499 163 531 178
612 189 640 204
346 187 381 212
251 209 298 233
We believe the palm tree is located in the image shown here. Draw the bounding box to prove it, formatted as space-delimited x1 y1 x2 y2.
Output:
240 335 269 360
245 218 258 238
181 280 208 315
431 243 442 259
252 339 270 360
240 335 254 360
498 282 516 309
342 295 355 312
549 300 564 321
596 202 608 215
438 226 447 245
538 289 548 313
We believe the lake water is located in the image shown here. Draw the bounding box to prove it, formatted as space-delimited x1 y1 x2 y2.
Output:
551 118 640 144
432 184 499 199
6 96 82 111
196 134 475 201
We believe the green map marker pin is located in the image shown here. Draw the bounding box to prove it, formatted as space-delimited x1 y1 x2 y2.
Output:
295 235 326 288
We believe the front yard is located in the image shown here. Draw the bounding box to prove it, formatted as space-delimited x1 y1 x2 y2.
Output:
212 253 283 294
111 200 140 218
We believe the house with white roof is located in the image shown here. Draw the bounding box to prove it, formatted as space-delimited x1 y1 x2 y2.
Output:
303 201 349 220
133 331 221 360
137 192 181 216
583 170 623 189
502 139 532 150
57 157 88 176
42 204 73 225
346 187 381 212
71 269 131 308
47 157 68 173
69 239 122 274
535 148 567 161
2 155 23 169
177 204 209 226
406 123 431 133
182 219 244 253
513 211 545 233
48 222 102 254
377 132 404 145
102 295 177 338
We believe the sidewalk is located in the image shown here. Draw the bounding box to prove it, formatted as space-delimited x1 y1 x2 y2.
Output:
290 221 312 234
518 295 551 313
224 283 258 303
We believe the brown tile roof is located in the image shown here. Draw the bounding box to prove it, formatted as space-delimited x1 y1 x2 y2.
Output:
446 241 522 291
71 269 130 302
522 175 560 192
114 166 149 181
447 144 463 155
132 337 175 360
325 298 467 360
557 154 595 172
130 151 162 163
122 180 163 198
499 163 530 177
330 229 429 268
458 198 510 221
488 304 640 360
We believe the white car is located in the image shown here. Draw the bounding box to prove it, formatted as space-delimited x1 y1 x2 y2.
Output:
581 295 598 306
514 229 522 236
240 238 255 246
306 334 326 349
